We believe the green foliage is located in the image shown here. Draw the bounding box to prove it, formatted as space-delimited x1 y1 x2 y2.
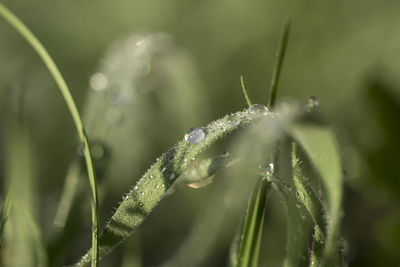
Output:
289 124 344 266
0 3 348 267
235 178 270 267
76 109 273 266
0 184 14 250
0 3 99 266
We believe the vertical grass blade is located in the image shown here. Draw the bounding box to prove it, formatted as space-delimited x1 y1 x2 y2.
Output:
236 177 270 267
271 174 311 267
292 143 326 266
268 18 291 109
0 4 99 266
0 183 15 250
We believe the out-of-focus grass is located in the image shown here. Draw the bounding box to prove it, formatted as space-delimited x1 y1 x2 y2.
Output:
1 0 400 266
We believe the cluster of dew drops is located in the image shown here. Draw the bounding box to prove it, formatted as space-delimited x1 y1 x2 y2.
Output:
122 103 271 204
184 103 269 145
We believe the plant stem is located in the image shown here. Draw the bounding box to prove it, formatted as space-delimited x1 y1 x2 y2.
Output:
268 18 291 109
0 3 99 266
240 75 253 107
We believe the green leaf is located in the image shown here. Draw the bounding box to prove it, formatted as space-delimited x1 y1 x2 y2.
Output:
236 177 270 267
292 143 326 266
289 123 343 266
0 183 15 250
76 109 273 266
271 173 311 267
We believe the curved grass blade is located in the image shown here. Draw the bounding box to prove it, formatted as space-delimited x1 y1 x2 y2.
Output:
76 109 273 266
54 33 208 234
0 183 15 250
163 114 283 267
289 124 343 266
236 177 270 267
0 4 99 265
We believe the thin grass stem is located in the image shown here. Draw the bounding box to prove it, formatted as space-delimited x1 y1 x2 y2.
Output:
0 4 99 266
240 75 253 107
268 18 291 109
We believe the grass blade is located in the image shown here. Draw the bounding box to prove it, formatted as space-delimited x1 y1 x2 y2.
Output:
292 143 326 266
240 75 253 107
268 18 291 109
0 183 15 250
289 123 343 266
236 177 270 267
271 173 311 267
76 109 273 266
0 3 99 266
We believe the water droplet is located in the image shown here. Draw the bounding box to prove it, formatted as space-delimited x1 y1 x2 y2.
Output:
249 104 268 115
184 128 206 144
169 173 176 180
150 175 153 179
268 162 275 174
141 192 145 196
296 191 305 202
90 72 108 91
306 96 320 111
134 186 139 190
186 177 213 189
161 167 166 173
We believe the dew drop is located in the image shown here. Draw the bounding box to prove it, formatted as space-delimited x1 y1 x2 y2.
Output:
169 173 176 180
184 128 205 144
306 96 320 111
161 167 166 173
90 73 108 91
268 162 275 174
296 191 305 202
249 104 268 115
186 177 213 189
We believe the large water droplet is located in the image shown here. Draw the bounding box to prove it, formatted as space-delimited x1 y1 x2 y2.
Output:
249 104 268 115
184 128 205 144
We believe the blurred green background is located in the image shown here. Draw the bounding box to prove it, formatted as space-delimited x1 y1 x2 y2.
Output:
1 0 400 266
